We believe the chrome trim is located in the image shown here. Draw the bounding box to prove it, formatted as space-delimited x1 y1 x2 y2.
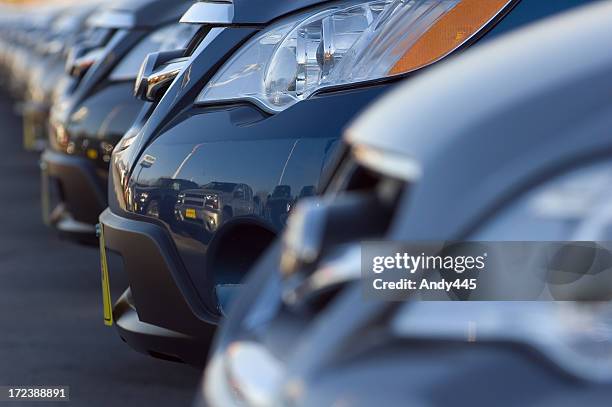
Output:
55 215 96 234
205 341 285 407
180 2 234 25
226 341 284 406
66 47 105 78
280 198 328 276
283 244 361 306
87 10 135 29
145 58 189 102
352 144 422 182
204 354 240 407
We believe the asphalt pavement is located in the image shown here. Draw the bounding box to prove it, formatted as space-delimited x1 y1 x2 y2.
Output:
0 92 202 406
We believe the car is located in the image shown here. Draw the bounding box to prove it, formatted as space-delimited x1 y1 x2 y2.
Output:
0 5 68 99
41 0 195 242
174 182 257 232
98 0 598 364
21 3 100 151
199 1 612 405
0 2 102 126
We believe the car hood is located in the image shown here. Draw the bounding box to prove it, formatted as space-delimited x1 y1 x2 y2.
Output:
203 0 334 25
184 188 225 196
105 0 193 28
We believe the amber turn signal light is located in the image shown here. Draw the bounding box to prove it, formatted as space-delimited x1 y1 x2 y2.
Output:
390 0 512 75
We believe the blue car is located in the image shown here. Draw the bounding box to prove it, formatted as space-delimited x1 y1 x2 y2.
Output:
99 0 597 364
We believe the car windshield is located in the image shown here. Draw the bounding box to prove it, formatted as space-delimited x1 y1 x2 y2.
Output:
203 182 237 192
272 185 291 198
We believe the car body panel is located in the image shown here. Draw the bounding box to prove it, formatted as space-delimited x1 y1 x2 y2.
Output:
110 27 259 183
54 81 143 168
102 0 193 29
229 0 346 25
118 86 384 311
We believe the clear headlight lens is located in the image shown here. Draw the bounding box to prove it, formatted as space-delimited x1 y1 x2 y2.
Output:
474 161 612 241
197 0 511 112
393 302 612 382
391 161 612 382
109 23 199 81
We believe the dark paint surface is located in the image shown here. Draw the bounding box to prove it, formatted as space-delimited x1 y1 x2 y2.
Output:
107 0 193 29
50 81 144 172
117 87 383 305
230 0 341 24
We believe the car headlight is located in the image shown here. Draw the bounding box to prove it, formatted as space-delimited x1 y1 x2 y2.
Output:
196 0 512 112
205 341 285 407
474 160 612 242
393 302 612 382
109 23 198 81
205 194 220 210
391 161 612 383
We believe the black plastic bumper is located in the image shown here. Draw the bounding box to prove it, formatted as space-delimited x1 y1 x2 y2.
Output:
99 208 216 365
114 289 210 365
41 149 106 240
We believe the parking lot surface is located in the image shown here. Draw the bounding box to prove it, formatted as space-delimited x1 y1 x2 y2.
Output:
0 93 201 406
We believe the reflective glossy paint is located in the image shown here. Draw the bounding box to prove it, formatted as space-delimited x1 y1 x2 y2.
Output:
50 82 143 170
117 87 383 312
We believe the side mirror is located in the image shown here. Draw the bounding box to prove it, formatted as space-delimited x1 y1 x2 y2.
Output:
134 49 188 102
280 194 394 277
65 43 102 78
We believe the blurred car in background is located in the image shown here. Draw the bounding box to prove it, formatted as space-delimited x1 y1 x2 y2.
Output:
40 0 195 242
21 3 101 151
199 1 612 406
0 2 111 150
98 0 598 365
0 4 65 99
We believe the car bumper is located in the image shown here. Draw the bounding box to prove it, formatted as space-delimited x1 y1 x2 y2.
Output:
41 149 106 240
22 100 48 151
99 207 217 365
113 288 210 365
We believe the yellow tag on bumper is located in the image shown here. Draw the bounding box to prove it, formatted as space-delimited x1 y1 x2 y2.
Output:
99 225 113 326
185 208 197 219
87 148 99 160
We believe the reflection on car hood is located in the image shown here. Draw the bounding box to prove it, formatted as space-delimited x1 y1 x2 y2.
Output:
216 0 335 24
106 0 193 28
